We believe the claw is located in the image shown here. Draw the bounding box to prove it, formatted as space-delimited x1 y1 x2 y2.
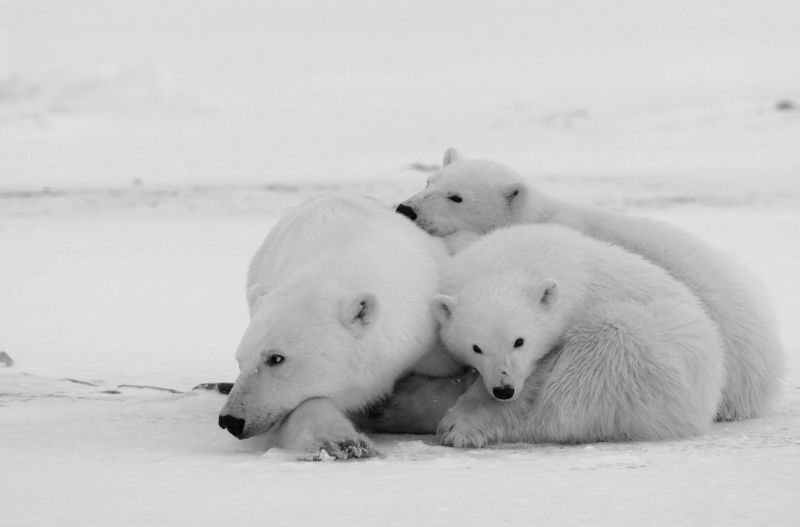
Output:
308 448 335 462
301 437 377 461
337 439 373 459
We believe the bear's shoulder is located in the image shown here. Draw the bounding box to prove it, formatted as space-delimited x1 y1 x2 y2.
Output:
248 193 445 289
450 224 589 275
445 223 691 310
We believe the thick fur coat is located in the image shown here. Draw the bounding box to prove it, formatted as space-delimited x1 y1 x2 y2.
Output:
431 224 725 446
396 149 783 421
219 193 450 457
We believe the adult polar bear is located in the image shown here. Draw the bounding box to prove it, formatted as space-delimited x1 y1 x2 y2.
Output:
395 149 783 421
218 193 456 459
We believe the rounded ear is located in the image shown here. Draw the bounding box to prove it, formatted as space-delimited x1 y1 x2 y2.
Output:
503 182 527 212
442 148 464 167
340 292 379 337
247 284 269 316
525 279 558 307
431 294 457 326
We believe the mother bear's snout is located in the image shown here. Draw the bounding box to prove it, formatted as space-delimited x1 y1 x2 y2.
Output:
395 203 417 221
218 414 247 439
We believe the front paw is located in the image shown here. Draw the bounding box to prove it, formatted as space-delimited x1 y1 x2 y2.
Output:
436 410 491 448
301 432 378 461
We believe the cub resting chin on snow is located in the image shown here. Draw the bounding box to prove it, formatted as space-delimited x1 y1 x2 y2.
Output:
394 149 783 422
431 224 725 446
217 193 457 460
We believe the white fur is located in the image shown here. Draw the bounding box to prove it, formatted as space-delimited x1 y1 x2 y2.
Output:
399 151 784 420
434 224 725 446
220 193 454 441
271 398 375 460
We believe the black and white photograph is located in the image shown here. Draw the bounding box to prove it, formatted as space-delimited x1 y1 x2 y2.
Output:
1 1 798 525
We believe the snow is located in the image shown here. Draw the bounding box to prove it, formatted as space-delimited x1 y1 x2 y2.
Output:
3 0 800 190
2 0 800 525
2 372 800 526
2 192 799 527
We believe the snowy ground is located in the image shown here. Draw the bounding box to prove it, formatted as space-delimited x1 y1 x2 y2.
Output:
2 0 800 525
1 187 799 527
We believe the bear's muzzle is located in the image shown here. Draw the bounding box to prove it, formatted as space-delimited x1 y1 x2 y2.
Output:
218 414 247 439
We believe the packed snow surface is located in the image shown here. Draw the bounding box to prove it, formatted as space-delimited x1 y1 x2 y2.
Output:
2 0 800 525
2 190 798 527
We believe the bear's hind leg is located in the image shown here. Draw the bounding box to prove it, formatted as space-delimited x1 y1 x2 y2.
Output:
530 299 724 442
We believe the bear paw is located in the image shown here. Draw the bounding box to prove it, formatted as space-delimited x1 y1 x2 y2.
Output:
436 412 492 448
303 434 378 461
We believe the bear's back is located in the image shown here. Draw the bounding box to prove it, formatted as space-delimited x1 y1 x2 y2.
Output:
444 224 702 310
249 193 446 292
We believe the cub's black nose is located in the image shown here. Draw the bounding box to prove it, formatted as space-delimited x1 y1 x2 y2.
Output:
492 385 515 401
218 414 246 438
395 203 417 221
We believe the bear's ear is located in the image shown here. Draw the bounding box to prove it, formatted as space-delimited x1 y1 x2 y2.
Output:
503 183 527 212
525 279 558 308
442 148 464 167
247 284 269 315
431 294 457 326
340 292 379 337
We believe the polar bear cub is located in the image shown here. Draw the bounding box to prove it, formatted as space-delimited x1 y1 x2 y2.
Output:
219 193 454 459
397 149 783 421
430 224 725 447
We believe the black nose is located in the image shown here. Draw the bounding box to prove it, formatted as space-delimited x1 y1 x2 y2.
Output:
218 414 246 438
492 385 515 400
395 204 417 221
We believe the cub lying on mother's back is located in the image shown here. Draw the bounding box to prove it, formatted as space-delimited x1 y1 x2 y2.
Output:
431 224 724 447
397 149 783 421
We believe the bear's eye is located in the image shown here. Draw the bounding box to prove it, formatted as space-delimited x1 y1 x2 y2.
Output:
266 353 285 367
448 195 463 203
472 344 483 354
514 338 524 348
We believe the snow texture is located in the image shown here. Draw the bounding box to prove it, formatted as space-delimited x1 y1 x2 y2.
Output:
1 1 799 525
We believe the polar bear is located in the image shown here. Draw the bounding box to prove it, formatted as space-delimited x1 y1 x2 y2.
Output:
428 224 725 447
395 149 783 421
218 193 456 459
